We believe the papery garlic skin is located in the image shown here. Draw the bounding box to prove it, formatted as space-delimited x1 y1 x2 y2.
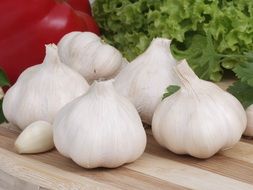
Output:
114 38 180 125
3 44 89 130
53 80 146 168
15 121 54 154
58 31 125 83
244 105 253 136
152 60 247 159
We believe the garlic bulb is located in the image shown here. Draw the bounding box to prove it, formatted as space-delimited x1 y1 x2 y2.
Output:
114 38 180 125
152 60 247 159
58 31 125 83
15 121 54 154
244 105 253 136
53 80 146 168
3 44 89 130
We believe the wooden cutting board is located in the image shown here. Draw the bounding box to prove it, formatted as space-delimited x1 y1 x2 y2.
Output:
1 80 253 190
1 124 253 190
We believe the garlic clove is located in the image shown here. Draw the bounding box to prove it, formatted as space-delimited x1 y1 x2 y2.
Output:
53 80 147 168
15 121 54 154
244 105 253 136
114 37 180 125
152 60 247 159
3 44 89 130
58 32 125 84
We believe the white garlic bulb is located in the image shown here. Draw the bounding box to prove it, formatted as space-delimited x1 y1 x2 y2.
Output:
15 121 54 154
152 60 247 159
58 31 125 83
3 44 89 130
114 38 180 125
244 105 253 136
53 80 146 168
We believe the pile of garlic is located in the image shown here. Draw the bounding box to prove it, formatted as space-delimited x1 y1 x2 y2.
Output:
4 39 146 168
3 32 250 168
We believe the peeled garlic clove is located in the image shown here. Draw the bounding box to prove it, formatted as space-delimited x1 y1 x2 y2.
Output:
15 121 54 154
114 38 180 125
244 105 253 136
152 60 247 159
58 32 125 84
3 44 89 130
53 80 147 169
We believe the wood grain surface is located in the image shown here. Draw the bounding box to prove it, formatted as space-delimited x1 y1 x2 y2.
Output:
0 124 253 190
1 80 253 190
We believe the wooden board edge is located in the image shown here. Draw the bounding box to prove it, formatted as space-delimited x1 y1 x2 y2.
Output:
0 147 120 190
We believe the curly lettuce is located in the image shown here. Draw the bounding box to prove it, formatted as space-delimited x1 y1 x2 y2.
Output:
93 0 253 81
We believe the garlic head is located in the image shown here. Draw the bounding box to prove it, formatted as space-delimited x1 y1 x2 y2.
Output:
114 38 180 125
152 60 247 159
15 121 54 154
244 104 253 136
58 32 125 83
3 44 89 130
53 80 146 168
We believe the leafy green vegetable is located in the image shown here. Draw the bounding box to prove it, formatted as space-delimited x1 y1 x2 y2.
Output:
233 58 253 86
228 81 253 108
162 85 180 100
0 69 10 87
227 54 253 108
0 68 9 123
171 34 224 81
93 0 253 81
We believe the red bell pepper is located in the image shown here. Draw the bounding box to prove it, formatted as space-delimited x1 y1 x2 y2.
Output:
0 0 99 85
66 0 92 15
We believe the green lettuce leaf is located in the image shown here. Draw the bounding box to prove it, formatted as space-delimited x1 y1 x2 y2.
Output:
93 0 253 81
0 69 10 87
227 53 253 108
233 55 253 86
162 85 180 100
171 34 223 82
227 82 253 108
